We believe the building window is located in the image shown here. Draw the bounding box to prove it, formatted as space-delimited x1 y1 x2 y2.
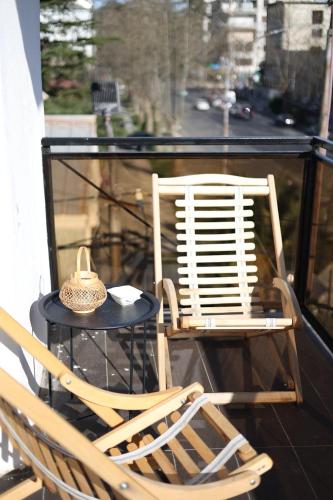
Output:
312 11 323 24
312 28 323 38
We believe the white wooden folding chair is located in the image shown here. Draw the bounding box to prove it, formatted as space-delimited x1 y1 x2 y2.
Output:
152 173 303 404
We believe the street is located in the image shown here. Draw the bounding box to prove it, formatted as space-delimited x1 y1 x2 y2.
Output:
181 91 304 139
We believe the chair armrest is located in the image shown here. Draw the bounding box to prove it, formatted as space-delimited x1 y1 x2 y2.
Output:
272 277 303 328
162 278 179 331
59 373 182 410
93 382 204 451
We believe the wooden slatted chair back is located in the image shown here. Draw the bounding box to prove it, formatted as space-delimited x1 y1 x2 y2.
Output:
152 173 287 323
0 368 154 500
0 368 272 499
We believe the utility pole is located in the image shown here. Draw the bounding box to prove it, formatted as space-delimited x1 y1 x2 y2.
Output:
223 61 231 139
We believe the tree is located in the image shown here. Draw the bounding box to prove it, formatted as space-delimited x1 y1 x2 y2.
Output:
40 0 95 113
95 0 208 133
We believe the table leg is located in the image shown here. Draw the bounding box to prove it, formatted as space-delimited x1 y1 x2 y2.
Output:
129 326 134 394
69 327 74 400
142 322 147 393
69 327 74 372
47 322 54 407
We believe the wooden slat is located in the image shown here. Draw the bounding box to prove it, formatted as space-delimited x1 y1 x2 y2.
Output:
8 410 56 495
127 442 159 480
180 296 261 306
53 450 79 496
82 465 110 500
179 286 256 295
195 399 256 461
159 185 269 196
140 434 182 484
179 276 258 285
177 242 255 253
182 317 293 328
176 221 254 230
177 231 255 241
175 198 254 207
169 411 229 479
177 254 256 264
67 459 95 497
169 412 214 463
38 439 70 500
178 264 258 274
176 209 253 219
157 422 200 475
158 174 268 186
181 305 264 315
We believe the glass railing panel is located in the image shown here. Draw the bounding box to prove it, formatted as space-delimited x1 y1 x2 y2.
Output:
50 154 304 306
306 160 333 337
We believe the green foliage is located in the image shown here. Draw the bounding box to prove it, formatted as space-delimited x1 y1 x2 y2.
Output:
44 87 92 114
41 0 94 114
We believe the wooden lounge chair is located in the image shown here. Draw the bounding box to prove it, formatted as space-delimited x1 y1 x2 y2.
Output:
0 307 181 428
0 339 273 499
152 173 303 404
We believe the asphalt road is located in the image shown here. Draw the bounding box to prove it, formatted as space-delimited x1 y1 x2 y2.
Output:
180 91 304 139
176 92 308 188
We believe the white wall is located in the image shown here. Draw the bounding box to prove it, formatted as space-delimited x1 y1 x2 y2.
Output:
0 0 50 474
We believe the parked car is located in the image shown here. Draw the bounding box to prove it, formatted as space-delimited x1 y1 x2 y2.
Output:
194 98 210 111
274 114 296 127
230 103 253 120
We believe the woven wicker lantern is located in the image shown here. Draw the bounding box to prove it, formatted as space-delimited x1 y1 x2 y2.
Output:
60 247 107 314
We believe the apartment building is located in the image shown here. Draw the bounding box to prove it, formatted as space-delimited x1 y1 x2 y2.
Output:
208 0 267 79
265 0 330 103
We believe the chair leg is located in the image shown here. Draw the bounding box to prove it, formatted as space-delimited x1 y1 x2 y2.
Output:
157 332 167 390
267 335 294 389
286 328 303 404
164 337 173 388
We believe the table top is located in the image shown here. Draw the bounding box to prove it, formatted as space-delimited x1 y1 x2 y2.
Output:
38 290 160 330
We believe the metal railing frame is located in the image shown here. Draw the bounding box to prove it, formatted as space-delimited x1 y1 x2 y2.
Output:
41 135 333 351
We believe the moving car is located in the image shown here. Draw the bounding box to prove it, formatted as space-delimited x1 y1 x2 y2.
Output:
274 114 296 127
230 103 253 120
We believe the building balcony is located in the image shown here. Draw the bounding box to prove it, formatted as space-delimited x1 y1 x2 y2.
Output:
0 135 321 498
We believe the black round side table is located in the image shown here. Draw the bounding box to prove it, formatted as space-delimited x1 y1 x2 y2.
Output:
38 290 160 406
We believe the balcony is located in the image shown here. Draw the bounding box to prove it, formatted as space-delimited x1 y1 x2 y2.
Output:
1 136 321 498
1 136 333 498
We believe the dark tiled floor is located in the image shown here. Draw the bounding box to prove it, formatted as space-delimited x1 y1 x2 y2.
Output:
1 321 333 499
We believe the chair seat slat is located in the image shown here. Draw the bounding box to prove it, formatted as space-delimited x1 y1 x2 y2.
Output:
178 265 258 274
177 242 255 253
140 434 182 484
176 209 253 219
177 254 256 264
179 286 256 296
179 276 258 285
177 231 255 242
176 198 254 207
176 221 254 230
180 296 261 306
181 305 264 315
126 442 160 481
157 422 201 475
